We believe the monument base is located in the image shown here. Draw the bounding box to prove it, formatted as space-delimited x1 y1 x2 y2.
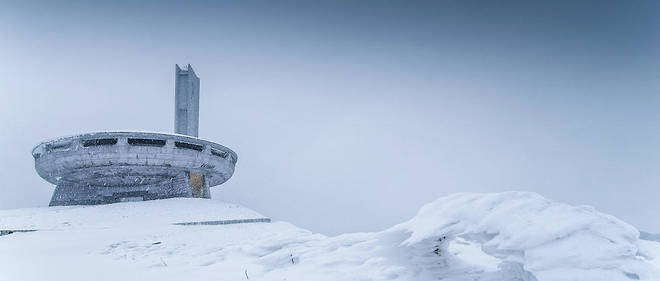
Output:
49 173 210 206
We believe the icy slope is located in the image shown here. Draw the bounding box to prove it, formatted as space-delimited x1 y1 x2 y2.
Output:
0 192 658 281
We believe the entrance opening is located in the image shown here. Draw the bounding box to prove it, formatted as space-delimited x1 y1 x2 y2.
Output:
190 173 204 198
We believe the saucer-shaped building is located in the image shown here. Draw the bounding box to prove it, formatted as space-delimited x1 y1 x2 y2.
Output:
32 65 237 206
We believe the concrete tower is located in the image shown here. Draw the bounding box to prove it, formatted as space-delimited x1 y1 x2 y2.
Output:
175 64 200 137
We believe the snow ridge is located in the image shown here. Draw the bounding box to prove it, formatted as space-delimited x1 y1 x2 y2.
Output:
391 192 658 281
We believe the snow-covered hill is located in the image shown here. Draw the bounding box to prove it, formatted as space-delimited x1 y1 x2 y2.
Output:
0 192 658 281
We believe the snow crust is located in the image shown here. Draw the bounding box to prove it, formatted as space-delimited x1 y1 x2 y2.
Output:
0 192 658 281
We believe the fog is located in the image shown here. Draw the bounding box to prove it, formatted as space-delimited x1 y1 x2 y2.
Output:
1 0 658 235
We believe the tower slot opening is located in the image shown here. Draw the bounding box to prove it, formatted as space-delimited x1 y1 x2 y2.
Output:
83 138 118 147
46 142 71 151
128 138 166 147
211 149 228 158
175 141 203 151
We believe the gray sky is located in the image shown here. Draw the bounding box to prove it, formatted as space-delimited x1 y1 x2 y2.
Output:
1 0 659 235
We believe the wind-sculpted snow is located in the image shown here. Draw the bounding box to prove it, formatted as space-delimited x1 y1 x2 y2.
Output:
391 192 659 280
0 193 658 281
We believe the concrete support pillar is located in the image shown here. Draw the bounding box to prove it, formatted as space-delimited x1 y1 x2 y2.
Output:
202 177 211 199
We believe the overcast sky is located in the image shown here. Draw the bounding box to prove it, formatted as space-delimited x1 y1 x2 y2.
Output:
1 0 659 235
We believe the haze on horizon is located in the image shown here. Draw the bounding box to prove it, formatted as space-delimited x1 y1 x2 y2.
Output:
0 0 658 235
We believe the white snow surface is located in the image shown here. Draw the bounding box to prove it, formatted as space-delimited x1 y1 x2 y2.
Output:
0 192 658 281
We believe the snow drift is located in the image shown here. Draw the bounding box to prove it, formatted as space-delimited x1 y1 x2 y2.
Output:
390 192 658 280
0 192 658 281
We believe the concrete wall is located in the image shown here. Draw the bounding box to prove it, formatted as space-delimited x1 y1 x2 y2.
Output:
49 173 190 206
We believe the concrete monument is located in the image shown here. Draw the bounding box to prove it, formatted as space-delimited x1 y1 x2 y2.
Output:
32 65 237 206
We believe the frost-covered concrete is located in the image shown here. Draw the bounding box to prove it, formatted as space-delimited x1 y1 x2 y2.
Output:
32 65 237 206
33 131 237 206
0 192 658 281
